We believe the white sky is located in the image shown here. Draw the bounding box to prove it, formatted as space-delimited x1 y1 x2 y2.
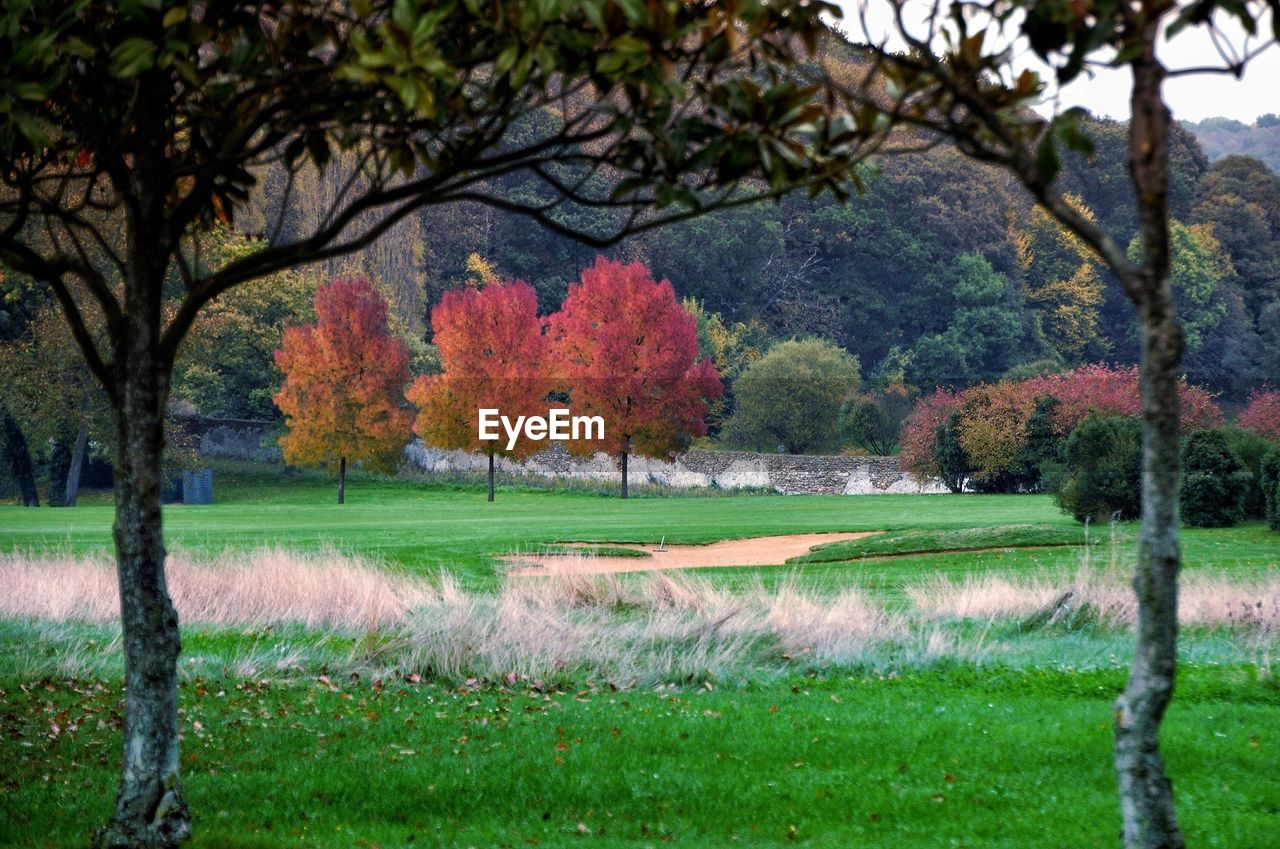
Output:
833 2 1280 123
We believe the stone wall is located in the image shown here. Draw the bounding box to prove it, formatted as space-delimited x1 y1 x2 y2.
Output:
191 418 283 463
403 442 946 495
194 417 945 495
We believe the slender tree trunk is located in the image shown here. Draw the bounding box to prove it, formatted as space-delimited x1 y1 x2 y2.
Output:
620 451 628 499
47 429 74 507
1113 34 1185 849
2 410 39 506
94 289 189 849
64 397 91 507
487 452 495 502
338 456 346 505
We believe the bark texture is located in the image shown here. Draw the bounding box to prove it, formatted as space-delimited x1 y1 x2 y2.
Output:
94 80 191 847
620 451 629 499
487 452 495 502
64 398 91 507
338 456 346 505
46 429 73 507
1113 28 1185 849
2 410 39 506
94 307 189 849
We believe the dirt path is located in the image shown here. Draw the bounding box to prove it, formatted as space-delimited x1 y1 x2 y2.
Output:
506 532 880 575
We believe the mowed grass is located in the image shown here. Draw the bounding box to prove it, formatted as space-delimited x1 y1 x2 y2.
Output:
1 461 1275 592
2 668 1278 849
0 461 1075 586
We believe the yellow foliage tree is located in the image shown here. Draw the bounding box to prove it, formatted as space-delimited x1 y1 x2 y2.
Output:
1013 196 1108 363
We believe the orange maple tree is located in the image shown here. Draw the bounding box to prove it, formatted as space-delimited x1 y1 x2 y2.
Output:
406 279 552 502
548 257 721 498
274 278 412 504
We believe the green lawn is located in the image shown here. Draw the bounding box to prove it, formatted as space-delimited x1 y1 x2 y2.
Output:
3 667 1277 848
1 462 1274 591
2 463 1278 847
0 462 1079 585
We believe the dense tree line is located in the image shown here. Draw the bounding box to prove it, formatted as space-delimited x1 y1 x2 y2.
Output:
7 128 1280 501
1186 116 1280 172
236 117 1280 405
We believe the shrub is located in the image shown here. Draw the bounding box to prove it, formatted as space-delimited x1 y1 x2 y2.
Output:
900 365 1223 490
1180 429 1249 527
899 389 960 482
1024 364 1223 435
1261 449 1280 531
1222 427 1275 519
1055 416 1143 523
954 381 1037 487
1007 396 1066 493
1172 435 1244 527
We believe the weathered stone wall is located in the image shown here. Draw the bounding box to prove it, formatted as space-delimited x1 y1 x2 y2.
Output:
404 442 946 495
195 417 945 494
192 418 283 463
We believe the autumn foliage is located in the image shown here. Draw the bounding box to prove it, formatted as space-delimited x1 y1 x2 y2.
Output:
901 365 1224 487
1020 364 1223 435
1239 389 1280 442
954 382 1040 482
274 278 412 499
898 388 960 483
548 258 721 496
406 280 552 500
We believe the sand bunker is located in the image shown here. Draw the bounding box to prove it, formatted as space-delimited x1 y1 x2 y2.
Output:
507 532 879 575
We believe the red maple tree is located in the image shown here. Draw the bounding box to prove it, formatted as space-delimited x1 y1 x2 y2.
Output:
548 257 721 497
899 388 961 483
1239 389 1280 443
406 280 552 501
274 278 412 503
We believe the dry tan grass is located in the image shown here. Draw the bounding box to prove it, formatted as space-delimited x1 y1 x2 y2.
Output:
396 570 912 683
0 547 429 630
0 549 911 682
907 566 1280 636
4 548 1276 684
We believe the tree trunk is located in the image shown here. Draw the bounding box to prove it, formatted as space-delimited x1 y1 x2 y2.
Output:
338 456 346 505
2 410 39 506
1113 35 1185 849
64 398 91 507
95 84 191 845
94 300 189 849
47 429 74 507
620 451 628 499
487 452 495 502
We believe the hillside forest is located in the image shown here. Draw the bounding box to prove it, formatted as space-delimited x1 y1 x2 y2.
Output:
3 117 1280 501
